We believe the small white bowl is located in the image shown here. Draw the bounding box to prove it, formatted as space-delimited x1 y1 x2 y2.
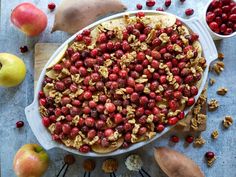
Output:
202 0 236 40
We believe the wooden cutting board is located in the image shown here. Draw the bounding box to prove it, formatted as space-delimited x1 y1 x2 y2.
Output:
34 43 207 132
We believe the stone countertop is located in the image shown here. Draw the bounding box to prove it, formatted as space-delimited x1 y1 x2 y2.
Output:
0 0 235 177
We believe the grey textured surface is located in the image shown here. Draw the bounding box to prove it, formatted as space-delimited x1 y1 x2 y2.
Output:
0 0 235 177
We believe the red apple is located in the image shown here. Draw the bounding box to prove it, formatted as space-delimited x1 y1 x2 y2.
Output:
13 144 49 177
11 3 48 36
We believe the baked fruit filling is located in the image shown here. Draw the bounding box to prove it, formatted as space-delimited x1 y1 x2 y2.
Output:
38 12 206 153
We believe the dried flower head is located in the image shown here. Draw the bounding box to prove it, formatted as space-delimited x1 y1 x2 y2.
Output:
102 158 118 173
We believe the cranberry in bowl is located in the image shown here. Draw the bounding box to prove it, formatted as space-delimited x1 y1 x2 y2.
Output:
203 0 236 40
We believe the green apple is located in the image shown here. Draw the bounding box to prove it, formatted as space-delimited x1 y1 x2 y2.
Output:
13 144 49 177
0 53 26 87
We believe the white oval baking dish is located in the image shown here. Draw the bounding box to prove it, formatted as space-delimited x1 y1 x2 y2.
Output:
25 10 218 157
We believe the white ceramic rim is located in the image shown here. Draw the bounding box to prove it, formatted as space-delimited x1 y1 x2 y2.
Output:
202 0 236 39
25 10 218 157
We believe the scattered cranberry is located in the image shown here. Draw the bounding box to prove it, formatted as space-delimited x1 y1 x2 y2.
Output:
146 0 156 7
185 135 194 143
16 121 24 128
136 3 143 10
20 46 28 53
185 8 194 16
205 151 215 160
48 2 56 11
170 135 179 143
156 7 164 11
165 0 171 7
180 0 185 2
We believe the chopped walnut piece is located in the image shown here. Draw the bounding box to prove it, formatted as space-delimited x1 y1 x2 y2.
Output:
211 130 219 139
194 136 206 147
217 87 228 96
209 78 215 86
207 156 216 167
208 99 219 111
218 53 224 60
213 61 224 75
222 116 233 128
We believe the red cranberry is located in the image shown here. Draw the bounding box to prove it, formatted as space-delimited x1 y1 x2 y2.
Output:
85 117 95 127
39 98 46 106
48 2 56 10
122 40 130 51
105 103 116 113
185 135 194 143
82 29 91 36
168 117 179 125
16 121 24 128
83 91 92 100
55 81 65 91
115 50 124 59
152 38 162 47
190 86 198 96
42 117 50 127
104 128 114 137
139 96 148 105
20 46 28 53
97 104 105 113
178 111 185 120
137 52 146 61
124 123 132 132
83 36 91 45
156 7 164 11
79 145 90 153
70 127 79 139
87 129 96 139
225 27 233 35
97 33 107 43
138 127 147 135
170 135 179 143
136 12 145 18
62 124 71 135
146 0 156 7
135 84 144 92
156 124 165 132
209 22 219 32
173 91 182 100
205 151 215 160
139 34 147 42
160 75 167 84
136 3 143 10
187 97 195 106
130 92 139 102
61 97 71 106
114 113 123 124
165 0 171 7
96 120 105 129
185 8 194 16
229 14 236 22
76 34 83 41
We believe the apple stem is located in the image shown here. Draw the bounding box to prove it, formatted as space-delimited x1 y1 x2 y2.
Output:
0 63 2 70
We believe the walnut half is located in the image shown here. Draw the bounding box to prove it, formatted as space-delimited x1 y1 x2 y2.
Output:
222 116 233 128
208 99 219 111
217 87 228 96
